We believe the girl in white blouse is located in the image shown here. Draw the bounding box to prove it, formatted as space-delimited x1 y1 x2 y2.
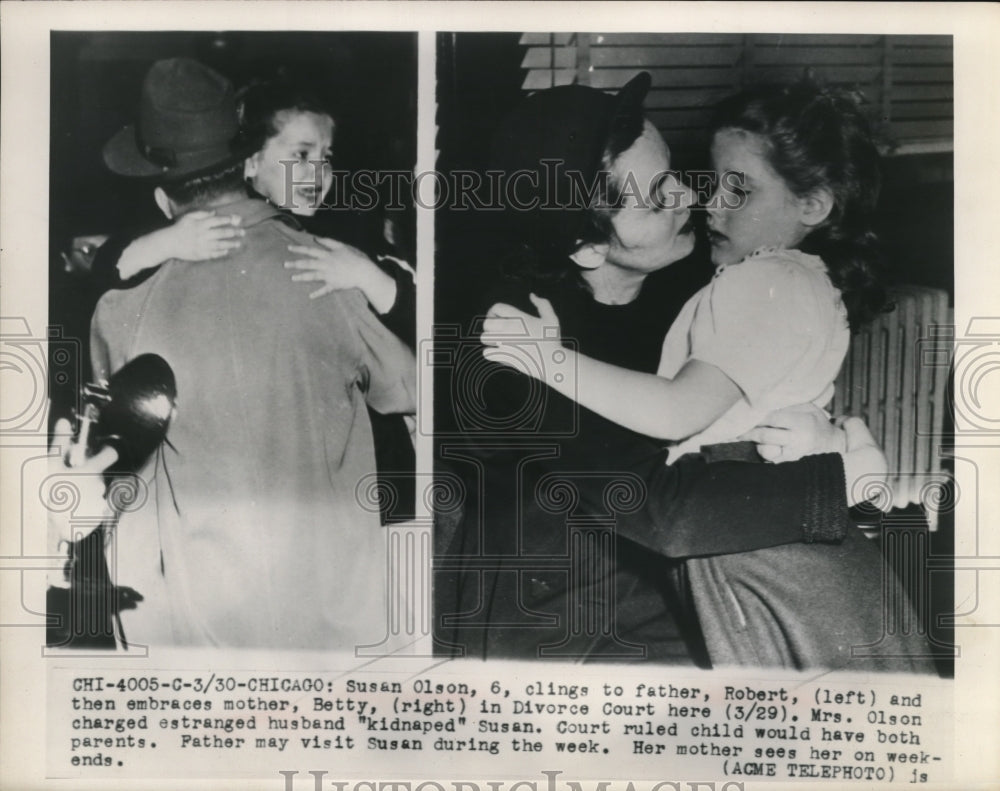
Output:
483 82 935 672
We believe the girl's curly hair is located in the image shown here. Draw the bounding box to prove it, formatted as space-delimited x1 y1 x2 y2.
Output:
712 81 891 331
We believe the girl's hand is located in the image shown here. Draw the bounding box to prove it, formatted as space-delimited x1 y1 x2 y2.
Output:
169 211 245 261
285 237 396 313
481 294 564 380
117 212 244 280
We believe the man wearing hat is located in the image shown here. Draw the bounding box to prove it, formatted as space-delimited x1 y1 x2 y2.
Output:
437 74 881 662
92 58 416 648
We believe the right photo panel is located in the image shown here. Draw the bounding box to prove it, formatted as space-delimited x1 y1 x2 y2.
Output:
433 32 955 674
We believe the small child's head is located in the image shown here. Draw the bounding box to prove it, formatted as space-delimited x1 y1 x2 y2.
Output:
707 81 887 329
239 81 335 217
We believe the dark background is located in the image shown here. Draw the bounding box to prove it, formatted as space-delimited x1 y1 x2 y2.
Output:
49 31 417 417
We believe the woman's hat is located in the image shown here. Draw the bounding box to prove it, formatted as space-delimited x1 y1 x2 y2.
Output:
489 72 652 255
103 58 244 181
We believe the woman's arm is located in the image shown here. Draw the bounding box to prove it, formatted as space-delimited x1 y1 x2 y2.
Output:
481 295 741 440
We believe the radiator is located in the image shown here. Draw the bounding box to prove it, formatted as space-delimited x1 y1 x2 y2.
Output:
831 285 953 526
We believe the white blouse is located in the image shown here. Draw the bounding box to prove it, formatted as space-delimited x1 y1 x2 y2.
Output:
657 247 850 463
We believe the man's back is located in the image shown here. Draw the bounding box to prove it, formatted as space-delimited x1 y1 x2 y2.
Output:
91 198 414 649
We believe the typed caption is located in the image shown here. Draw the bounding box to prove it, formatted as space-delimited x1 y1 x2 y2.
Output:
49 663 952 783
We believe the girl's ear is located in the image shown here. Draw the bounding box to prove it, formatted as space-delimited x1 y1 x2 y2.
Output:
800 187 834 228
570 241 610 270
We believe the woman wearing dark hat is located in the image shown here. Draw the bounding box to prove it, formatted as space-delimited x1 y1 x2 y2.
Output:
436 73 892 666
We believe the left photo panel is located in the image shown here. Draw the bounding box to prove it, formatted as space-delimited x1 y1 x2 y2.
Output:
46 31 418 651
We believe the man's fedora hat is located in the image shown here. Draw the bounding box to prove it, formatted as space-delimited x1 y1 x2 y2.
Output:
103 58 245 181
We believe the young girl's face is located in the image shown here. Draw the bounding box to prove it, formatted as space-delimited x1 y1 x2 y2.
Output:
706 128 810 267
245 110 334 217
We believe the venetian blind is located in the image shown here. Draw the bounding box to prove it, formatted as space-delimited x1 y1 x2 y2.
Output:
520 33 953 155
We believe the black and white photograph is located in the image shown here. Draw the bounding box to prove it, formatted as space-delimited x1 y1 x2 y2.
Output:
1 3 998 790
45 30 418 651
434 31 954 674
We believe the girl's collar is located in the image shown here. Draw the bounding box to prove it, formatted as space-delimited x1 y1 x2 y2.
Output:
713 245 827 277
713 245 783 277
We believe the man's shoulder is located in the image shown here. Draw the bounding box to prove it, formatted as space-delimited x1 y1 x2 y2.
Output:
199 198 316 258
93 276 157 324
245 207 315 246
219 228 373 334
230 214 321 276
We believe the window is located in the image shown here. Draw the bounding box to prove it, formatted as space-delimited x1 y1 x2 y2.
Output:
520 33 953 155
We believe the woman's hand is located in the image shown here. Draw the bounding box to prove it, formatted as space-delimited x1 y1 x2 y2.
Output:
481 294 565 381
285 237 397 313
